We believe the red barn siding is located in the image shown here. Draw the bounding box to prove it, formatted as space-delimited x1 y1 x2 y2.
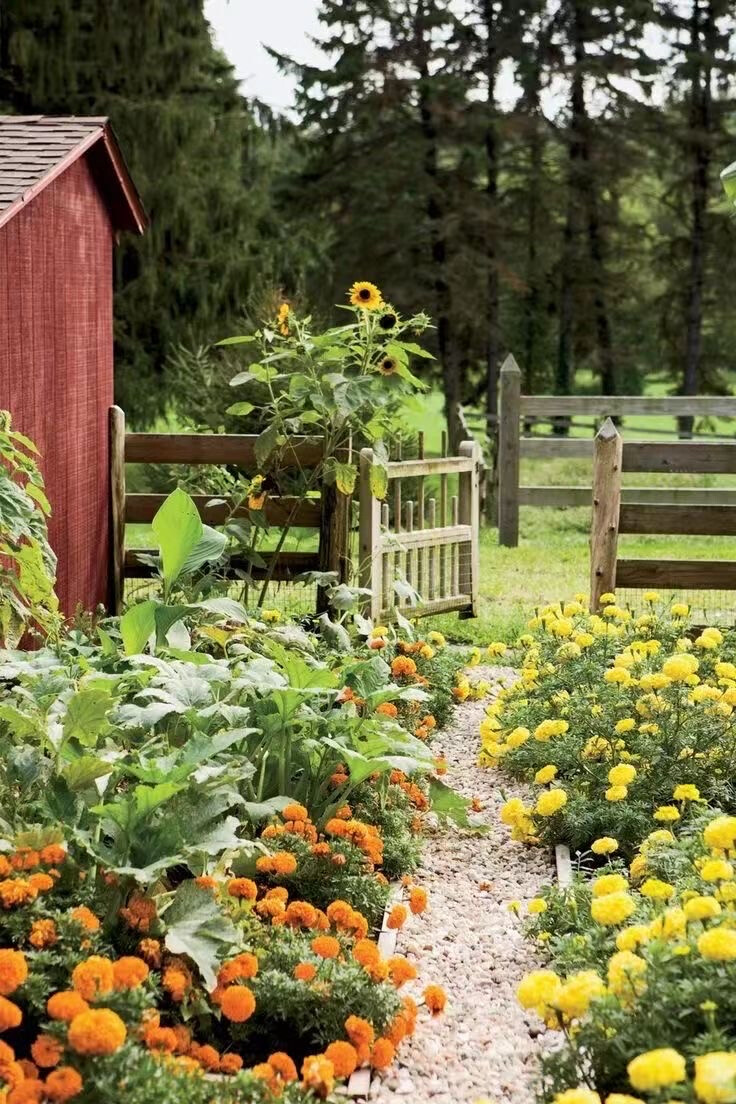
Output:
0 156 113 617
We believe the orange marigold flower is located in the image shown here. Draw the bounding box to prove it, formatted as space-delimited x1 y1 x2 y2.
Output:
67 1008 126 1056
376 702 398 718
409 887 428 914
189 1043 220 1070
314 909 330 931
282 803 309 822
329 771 349 787
301 1055 334 1099
387 904 408 930
391 656 417 678
194 876 218 893
0 858 9 878
336 805 352 820
71 957 113 1001
261 824 285 840
218 953 258 986
0 1042 13 1064
39 845 66 868
255 897 286 920
422 714 436 729
27 874 53 894
293 963 316 982
46 992 88 1023
268 1053 298 1083
353 939 381 968
119 892 156 933
137 939 161 968
112 956 149 990
414 726 429 740
17 1059 35 1080
0 1059 24 1092
220 985 256 1023
345 1015 374 1049
284 901 317 929
370 1038 396 1071
227 878 257 901
251 1062 274 1083
69 906 100 933
311 935 340 960
0 951 27 997
44 1067 83 1102
324 1041 358 1078
256 852 298 876
385 1011 409 1047
171 1025 190 1054
423 984 447 1014
387 956 417 987
346 910 368 940
0 879 37 909
11 850 39 871
29 920 57 949
220 1053 243 1075
326 899 353 927
7 1080 44 1104
30 1035 62 1069
143 1025 177 1053
162 967 189 1003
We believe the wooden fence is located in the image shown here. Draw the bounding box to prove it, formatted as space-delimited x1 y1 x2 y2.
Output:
358 440 481 621
497 356 736 547
108 406 349 614
590 418 736 607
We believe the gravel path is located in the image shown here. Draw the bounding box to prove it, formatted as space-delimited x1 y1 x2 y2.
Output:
369 666 554 1104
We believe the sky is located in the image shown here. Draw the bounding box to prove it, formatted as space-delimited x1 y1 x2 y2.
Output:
204 0 324 111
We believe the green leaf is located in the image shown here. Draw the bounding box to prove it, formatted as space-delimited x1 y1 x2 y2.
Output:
226 401 255 416
428 777 474 828
152 488 204 588
241 796 293 823
370 462 388 500
163 881 238 989
62 756 111 791
120 601 157 656
255 423 280 469
215 335 257 346
179 525 226 576
62 687 113 748
335 462 357 495
721 161 736 206
396 341 434 359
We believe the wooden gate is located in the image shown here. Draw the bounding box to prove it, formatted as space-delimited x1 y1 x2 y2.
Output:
358 441 481 622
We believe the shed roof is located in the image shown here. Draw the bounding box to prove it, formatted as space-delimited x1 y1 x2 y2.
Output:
0 115 146 234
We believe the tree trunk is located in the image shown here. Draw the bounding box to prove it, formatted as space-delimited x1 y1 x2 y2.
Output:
680 0 713 437
482 0 500 439
522 35 545 401
415 1 462 450
583 142 617 395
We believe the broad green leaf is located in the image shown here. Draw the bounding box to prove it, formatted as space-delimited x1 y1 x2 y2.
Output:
240 796 293 823
396 341 434 359
163 881 237 989
215 335 257 346
370 462 388 500
179 526 226 576
721 161 736 206
120 601 157 656
335 462 357 495
428 777 474 828
62 756 111 791
152 488 203 588
226 401 255 416
62 687 113 748
196 597 249 623
255 423 280 469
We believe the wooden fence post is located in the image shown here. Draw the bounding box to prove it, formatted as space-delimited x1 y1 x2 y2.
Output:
590 417 623 609
359 448 382 621
498 354 521 547
317 436 352 613
458 440 480 617
109 405 126 615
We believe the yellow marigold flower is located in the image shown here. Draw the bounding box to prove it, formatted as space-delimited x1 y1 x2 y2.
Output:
604 667 631 685
662 654 698 681
640 878 675 901
427 631 445 646
704 816 736 851
684 896 721 922
673 783 700 801
554 970 606 1020
301 1054 335 1098
608 764 636 787
591 892 636 926
616 925 650 953
533 719 569 741
591 837 618 855
643 591 660 603
693 1052 736 1104
629 854 647 883
535 789 568 817
670 602 689 618
262 608 281 623
648 907 686 941
702 859 734 882
534 765 557 785
607 950 647 1002
348 281 382 310
67 1008 126 1056
487 642 507 657
527 898 547 915
627 1048 686 1093
653 805 680 822
554 1090 601 1104
605 785 628 802
605 1096 645 1104
500 798 530 827
516 969 561 1012
698 927 736 960
593 873 629 898
615 718 636 734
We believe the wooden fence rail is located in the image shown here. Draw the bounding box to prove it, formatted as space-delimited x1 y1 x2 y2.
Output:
590 418 736 607
359 440 481 622
497 357 736 547
108 406 345 614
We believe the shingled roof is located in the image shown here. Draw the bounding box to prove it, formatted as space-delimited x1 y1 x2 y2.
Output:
0 116 146 234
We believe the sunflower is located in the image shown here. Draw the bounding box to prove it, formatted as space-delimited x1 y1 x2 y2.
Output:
378 309 398 331
378 356 398 376
349 281 382 310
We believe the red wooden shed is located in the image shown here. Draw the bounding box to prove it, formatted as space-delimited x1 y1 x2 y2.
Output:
0 116 146 618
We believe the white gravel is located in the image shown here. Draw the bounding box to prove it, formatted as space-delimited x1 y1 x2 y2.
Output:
369 666 554 1104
